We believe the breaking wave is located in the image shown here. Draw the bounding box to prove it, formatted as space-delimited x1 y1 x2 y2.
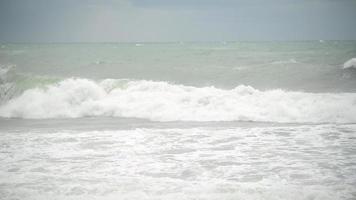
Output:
0 78 355 123
343 58 356 69
0 64 17 103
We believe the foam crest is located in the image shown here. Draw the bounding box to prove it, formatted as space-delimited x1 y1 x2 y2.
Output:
0 78 355 123
343 58 356 69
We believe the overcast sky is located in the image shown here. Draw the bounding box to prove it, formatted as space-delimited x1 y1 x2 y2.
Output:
0 0 356 42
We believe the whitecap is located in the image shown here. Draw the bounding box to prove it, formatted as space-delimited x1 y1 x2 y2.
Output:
343 58 356 69
0 78 355 123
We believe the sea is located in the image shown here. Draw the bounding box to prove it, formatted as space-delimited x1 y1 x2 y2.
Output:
0 41 356 200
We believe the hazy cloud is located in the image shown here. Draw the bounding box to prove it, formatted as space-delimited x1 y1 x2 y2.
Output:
0 0 355 42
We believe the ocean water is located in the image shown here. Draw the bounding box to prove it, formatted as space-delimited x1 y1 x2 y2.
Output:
0 41 356 200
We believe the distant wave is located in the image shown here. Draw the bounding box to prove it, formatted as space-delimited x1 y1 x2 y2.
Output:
270 58 298 65
343 58 356 69
233 59 299 70
0 78 355 123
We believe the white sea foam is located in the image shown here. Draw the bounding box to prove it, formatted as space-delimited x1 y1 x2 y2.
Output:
343 58 356 69
1 125 355 200
0 78 355 123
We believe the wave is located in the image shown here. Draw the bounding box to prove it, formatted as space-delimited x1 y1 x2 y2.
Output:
0 64 15 82
233 59 300 71
343 58 356 69
0 78 355 123
0 65 17 103
270 58 298 65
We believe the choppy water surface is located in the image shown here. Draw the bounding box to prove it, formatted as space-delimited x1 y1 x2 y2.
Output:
0 41 356 199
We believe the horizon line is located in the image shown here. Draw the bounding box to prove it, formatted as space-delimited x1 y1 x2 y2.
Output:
1 39 356 44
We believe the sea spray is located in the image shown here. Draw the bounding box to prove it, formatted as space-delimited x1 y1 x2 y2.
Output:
0 78 355 123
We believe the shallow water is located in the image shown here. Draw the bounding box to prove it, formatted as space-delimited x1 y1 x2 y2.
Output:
1 122 355 200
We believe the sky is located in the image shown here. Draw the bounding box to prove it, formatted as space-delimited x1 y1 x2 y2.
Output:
0 0 356 42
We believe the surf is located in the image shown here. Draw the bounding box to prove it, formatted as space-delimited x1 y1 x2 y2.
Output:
0 78 355 123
